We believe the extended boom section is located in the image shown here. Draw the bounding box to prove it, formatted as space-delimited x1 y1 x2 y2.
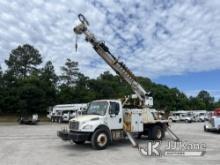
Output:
57 14 180 150
74 14 152 107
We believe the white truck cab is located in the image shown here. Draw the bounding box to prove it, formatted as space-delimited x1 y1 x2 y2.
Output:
70 100 123 132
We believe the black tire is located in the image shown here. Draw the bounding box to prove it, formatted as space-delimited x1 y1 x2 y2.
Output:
73 140 85 144
204 125 207 132
168 118 173 122
91 128 110 150
137 133 142 139
148 125 164 140
185 120 191 123
58 117 62 123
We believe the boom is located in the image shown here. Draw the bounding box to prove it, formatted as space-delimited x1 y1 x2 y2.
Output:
73 14 153 107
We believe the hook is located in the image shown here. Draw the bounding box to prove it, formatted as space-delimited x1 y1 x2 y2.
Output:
78 14 89 26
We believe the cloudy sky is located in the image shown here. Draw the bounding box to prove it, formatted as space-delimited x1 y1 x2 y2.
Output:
0 0 220 99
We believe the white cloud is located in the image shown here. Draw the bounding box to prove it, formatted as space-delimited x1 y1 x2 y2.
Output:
0 0 220 79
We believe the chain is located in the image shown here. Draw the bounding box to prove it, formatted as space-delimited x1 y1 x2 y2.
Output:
75 34 78 52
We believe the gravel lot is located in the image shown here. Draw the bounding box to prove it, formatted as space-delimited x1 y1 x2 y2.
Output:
0 122 219 165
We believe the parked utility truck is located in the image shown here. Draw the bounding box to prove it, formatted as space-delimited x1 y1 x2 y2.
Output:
168 111 194 123
193 110 207 122
57 14 179 150
49 104 87 123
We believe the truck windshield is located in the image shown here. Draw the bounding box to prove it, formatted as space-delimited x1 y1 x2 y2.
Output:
87 101 108 116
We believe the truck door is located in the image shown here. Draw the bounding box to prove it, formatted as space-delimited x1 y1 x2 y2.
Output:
107 101 123 130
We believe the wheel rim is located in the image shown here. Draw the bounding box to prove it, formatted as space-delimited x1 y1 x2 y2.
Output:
97 133 107 147
156 129 162 139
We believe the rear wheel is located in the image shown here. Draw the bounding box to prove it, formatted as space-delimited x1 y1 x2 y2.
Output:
58 117 62 123
168 118 173 122
91 129 110 150
204 125 207 132
148 125 164 140
185 119 191 123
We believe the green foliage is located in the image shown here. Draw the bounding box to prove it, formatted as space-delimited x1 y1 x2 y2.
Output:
5 44 42 78
0 44 220 115
17 80 46 115
215 100 220 108
0 66 4 113
60 58 79 86
196 90 215 110
41 61 59 85
88 71 132 99
0 66 2 77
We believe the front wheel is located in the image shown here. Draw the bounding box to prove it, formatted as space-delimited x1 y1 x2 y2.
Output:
91 129 110 150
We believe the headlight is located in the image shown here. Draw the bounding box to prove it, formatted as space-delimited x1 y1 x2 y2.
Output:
82 124 93 130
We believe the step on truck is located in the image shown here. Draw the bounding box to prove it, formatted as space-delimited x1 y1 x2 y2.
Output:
57 14 179 150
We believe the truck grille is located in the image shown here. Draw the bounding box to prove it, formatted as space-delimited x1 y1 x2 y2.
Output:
69 121 79 130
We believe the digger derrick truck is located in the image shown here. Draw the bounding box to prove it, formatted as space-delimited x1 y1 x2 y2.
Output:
57 14 179 150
